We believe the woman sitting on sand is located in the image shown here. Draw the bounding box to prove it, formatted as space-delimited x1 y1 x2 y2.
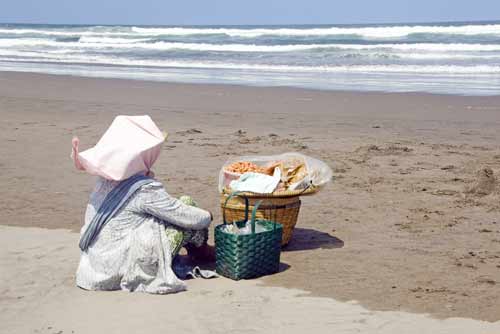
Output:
71 115 214 294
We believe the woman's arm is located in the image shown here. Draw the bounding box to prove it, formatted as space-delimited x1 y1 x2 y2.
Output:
137 183 212 230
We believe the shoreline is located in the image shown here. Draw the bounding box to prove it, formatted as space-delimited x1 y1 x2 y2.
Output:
1 71 499 322
2 70 500 102
2 68 500 98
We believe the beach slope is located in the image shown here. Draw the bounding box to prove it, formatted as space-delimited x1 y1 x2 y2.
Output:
0 72 499 322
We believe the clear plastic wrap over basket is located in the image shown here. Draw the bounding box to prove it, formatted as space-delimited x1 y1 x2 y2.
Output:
218 152 333 194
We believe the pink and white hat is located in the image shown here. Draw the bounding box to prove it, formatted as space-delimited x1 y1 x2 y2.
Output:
71 115 165 181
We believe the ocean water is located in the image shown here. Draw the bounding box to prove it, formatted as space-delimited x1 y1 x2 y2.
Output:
1 21 500 95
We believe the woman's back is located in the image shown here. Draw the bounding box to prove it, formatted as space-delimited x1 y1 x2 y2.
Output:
77 177 211 293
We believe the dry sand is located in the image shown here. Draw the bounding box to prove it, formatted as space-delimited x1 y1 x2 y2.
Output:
1 71 500 330
2 225 500 334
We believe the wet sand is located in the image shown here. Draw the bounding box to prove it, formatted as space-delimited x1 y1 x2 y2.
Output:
1 71 500 324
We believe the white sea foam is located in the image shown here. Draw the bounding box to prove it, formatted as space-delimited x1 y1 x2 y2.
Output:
4 48 499 62
393 53 500 60
131 24 500 38
2 23 500 40
78 36 151 44
1 51 499 74
1 23 500 95
2 38 500 53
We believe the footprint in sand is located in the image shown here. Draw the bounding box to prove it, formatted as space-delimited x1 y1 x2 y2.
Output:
465 167 498 196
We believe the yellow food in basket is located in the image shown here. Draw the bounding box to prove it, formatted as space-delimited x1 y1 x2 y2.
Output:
225 158 308 191
225 161 267 174
287 163 307 184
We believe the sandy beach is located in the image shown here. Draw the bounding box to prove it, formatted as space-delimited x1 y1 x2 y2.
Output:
1 71 500 332
2 225 500 334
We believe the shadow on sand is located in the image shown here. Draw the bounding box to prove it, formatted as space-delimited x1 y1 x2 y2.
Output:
283 227 344 252
182 229 340 277
177 255 291 277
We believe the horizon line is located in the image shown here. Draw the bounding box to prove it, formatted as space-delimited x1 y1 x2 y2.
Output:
1 18 500 28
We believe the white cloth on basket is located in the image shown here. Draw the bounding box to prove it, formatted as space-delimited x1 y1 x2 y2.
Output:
229 167 281 193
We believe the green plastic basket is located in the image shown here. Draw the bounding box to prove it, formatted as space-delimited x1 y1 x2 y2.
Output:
215 192 283 280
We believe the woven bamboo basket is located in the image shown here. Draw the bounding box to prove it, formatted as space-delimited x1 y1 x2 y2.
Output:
220 186 317 245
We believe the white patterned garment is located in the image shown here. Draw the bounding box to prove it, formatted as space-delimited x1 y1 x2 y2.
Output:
76 177 212 294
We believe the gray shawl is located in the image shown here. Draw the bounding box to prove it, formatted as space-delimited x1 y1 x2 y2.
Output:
79 174 154 251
